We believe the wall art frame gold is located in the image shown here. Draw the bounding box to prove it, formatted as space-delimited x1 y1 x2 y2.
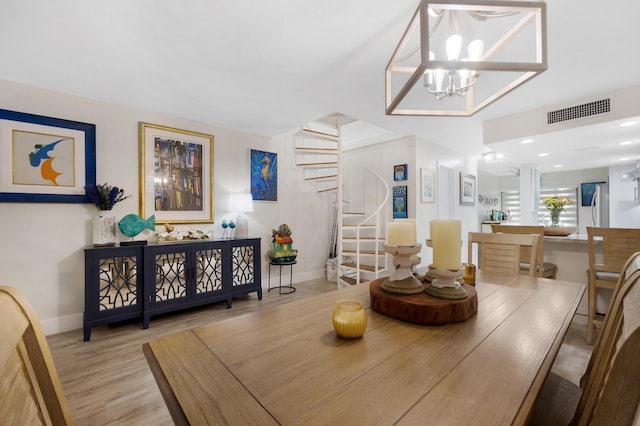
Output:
139 122 214 224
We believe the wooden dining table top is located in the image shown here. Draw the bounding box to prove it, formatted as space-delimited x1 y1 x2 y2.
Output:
143 272 585 426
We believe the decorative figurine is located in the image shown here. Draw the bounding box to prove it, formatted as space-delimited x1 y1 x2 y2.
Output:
117 214 155 245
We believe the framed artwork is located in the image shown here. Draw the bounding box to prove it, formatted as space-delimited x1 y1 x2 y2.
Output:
460 173 476 206
420 168 435 203
393 185 408 218
581 181 606 206
139 122 214 224
250 149 277 201
394 164 408 181
0 108 96 203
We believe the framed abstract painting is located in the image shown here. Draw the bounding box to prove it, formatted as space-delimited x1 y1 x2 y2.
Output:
139 122 214 224
0 109 96 203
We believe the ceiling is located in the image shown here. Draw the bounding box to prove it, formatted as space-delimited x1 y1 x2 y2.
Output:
1 0 639 176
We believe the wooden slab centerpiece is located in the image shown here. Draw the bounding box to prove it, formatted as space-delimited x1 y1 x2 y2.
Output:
370 278 477 325
370 219 477 325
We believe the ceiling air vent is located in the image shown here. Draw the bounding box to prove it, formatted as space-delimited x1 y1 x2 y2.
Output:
547 98 611 124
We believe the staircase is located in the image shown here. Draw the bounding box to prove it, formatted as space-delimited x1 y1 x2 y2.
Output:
294 116 389 287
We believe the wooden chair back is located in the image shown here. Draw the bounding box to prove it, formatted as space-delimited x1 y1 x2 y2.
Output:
467 232 540 277
0 286 73 425
586 227 640 343
491 225 546 277
576 252 640 425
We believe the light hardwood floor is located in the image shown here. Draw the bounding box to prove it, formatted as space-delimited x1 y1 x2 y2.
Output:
47 279 594 425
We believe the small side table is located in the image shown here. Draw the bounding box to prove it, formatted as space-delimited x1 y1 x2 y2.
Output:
268 260 297 294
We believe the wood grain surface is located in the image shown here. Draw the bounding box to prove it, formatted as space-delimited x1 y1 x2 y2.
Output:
145 272 585 425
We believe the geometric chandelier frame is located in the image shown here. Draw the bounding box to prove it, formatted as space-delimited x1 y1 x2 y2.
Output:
385 0 547 116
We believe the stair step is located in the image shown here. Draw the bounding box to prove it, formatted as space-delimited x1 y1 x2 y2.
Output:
305 174 338 182
296 162 338 169
295 147 339 155
343 212 365 216
301 128 339 141
342 224 376 229
318 187 338 193
342 237 384 241
339 276 358 286
341 263 384 272
342 250 382 255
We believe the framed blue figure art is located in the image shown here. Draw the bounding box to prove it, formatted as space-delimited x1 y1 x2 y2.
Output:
250 149 277 201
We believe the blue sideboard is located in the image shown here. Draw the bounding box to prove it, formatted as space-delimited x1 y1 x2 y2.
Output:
84 238 261 341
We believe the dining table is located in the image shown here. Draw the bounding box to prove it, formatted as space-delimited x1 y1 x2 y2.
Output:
142 271 585 425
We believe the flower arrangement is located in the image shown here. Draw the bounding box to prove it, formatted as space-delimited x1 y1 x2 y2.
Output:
85 183 131 211
542 196 574 226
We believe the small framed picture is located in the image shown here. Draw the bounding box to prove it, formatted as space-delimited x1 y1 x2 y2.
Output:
420 168 435 203
580 181 606 206
394 164 408 181
460 173 476 206
393 185 408 218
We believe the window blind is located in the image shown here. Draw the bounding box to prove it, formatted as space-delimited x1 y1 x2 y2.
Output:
500 186 578 226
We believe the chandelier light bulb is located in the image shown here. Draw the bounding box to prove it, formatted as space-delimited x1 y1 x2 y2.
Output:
467 39 484 61
446 34 462 61
424 51 436 86
434 69 446 92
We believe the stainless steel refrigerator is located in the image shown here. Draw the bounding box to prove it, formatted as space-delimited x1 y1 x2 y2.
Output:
591 182 609 228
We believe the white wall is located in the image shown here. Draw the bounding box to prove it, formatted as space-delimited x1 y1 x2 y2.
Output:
608 164 640 228
0 78 329 335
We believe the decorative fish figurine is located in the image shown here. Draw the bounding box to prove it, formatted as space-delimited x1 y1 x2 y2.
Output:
118 214 155 237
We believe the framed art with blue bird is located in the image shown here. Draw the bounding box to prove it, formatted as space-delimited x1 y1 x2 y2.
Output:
0 108 96 203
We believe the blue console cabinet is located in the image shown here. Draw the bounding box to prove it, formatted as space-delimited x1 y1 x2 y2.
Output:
84 238 261 341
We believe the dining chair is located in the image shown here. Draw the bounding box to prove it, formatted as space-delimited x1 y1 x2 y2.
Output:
491 224 558 279
586 226 640 344
527 252 640 425
467 232 540 277
0 286 74 425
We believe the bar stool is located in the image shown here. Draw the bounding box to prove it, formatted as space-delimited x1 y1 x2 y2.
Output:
268 259 296 294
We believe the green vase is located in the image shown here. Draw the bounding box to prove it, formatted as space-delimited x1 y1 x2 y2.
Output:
550 210 561 227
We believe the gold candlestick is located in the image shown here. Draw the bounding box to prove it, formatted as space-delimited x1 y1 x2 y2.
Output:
381 243 424 295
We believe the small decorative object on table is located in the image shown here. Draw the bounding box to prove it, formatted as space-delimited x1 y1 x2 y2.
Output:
268 224 298 263
85 183 131 246
332 300 367 339
156 223 211 242
118 214 155 245
542 196 574 227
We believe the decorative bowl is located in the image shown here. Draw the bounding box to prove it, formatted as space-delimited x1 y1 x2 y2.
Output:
543 226 578 236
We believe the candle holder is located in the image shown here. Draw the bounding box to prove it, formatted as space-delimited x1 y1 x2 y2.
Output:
381 243 424 295
424 265 468 300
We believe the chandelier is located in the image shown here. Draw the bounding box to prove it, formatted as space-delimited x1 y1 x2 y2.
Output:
385 0 547 116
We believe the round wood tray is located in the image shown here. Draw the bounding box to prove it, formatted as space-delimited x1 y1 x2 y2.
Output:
543 226 578 236
369 278 477 325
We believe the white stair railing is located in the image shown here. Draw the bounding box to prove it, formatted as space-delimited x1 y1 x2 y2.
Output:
341 168 389 286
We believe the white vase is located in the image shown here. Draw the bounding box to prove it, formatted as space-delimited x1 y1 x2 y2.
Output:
93 214 116 246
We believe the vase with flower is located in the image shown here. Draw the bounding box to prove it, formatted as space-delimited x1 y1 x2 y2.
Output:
85 183 131 246
542 196 574 227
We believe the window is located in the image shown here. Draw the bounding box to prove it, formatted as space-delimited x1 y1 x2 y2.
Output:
500 186 578 226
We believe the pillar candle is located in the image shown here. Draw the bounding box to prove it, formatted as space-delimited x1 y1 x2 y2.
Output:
430 219 462 270
387 222 415 246
394 218 416 243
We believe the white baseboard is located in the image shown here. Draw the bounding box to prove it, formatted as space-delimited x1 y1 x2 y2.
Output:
41 313 83 336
